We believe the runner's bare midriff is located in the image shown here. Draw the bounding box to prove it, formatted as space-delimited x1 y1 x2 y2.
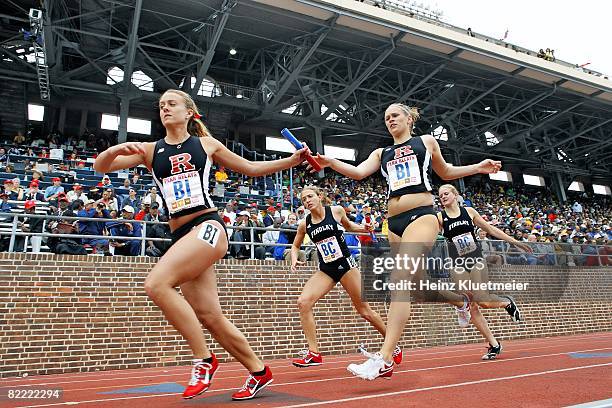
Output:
387 192 433 217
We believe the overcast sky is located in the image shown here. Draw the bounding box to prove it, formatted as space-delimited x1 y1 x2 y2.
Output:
422 0 612 77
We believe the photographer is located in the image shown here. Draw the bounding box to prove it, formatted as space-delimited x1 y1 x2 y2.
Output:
77 199 110 253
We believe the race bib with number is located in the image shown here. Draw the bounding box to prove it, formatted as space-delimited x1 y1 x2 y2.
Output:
197 222 221 247
162 171 205 214
316 236 343 263
386 155 421 192
452 232 478 256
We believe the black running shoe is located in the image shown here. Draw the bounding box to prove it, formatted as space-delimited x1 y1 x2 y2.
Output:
503 296 521 322
482 343 503 360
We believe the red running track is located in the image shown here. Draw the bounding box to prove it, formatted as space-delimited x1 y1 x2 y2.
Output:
1 333 611 408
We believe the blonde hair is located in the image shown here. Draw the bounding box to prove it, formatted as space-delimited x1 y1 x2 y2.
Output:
387 103 420 134
301 185 333 206
439 184 459 197
160 89 211 138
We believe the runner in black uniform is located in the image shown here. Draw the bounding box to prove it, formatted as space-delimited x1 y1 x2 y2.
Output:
290 186 402 368
308 103 502 380
95 89 308 401
438 184 532 360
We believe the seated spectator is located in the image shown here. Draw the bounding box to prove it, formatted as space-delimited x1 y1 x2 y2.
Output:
23 180 44 202
77 199 110 253
145 209 171 257
44 177 65 202
143 186 163 210
14 131 26 144
0 148 7 164
28 169 44 184
230 210 265 260
17 200 44 253
8 146 21 156
134 201 150 221
67 183 88 203
0 192 13 218
262 217 282 257
107 206 142 256
274 212 305 261
478 229 503 265
7 178 24 201
98 188 118 212
121 187 141 212
101 174 114 189
215 166 228 184
144 202 162 222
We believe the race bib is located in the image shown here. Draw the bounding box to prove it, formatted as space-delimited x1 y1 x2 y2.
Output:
386 155 421 192
162 171 205 214
316 236 343 263
452 232 478 256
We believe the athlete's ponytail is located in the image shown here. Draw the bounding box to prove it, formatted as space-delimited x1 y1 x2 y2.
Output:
160 89 211 138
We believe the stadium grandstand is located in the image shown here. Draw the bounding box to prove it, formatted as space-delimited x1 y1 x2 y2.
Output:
0 0 610 406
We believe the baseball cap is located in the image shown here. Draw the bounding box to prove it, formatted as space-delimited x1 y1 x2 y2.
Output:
24 200 36 209
52 177 61 182
276 203 282 208
122 205 135 213
73 183 82 189
29 181 39 188
267 206 275 212
3 180 12 185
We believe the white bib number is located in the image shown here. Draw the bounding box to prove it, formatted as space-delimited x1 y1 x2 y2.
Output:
162 171 205 214
386 155 421 192
316 236 343 263
452 232 478 256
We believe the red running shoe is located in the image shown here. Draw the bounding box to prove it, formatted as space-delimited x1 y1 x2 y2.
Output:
231 366 273 400
292 350 323 367
392 345 403 365
182 354 219 399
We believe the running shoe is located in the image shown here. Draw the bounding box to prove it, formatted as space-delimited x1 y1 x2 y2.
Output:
481 343 503 360
392 345 403 365
348 348 393 380
231 366 273 400
503 296 522 322
182 353 219 399
292 349 323 367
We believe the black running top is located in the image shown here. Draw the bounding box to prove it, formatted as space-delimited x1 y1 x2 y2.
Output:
380 136 433 198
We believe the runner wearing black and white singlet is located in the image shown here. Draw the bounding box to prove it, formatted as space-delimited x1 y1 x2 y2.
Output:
289 186 402 369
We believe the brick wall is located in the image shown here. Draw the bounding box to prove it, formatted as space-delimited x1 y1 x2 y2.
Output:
0 253 610 378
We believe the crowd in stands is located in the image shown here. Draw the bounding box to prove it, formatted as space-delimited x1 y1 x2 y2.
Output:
0 130 610 266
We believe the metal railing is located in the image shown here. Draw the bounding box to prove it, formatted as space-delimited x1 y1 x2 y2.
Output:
1 213 609 266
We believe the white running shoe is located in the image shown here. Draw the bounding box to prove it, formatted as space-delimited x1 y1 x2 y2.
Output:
347 349 393 380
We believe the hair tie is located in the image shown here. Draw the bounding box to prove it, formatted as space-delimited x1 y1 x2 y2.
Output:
193 113 202 120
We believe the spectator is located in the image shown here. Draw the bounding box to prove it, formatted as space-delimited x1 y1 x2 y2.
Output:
122 178 131 189
143 186 163 209
7 178 24 201
262 217 282 257
144 202 162 222
274 212 304 261
44 177 64 201
108 206 142 256
0 192 14 216
98 188 118 212
262 206 276 227
77 199 110 253
230 210 265 260
101 174 114 189
16 200 44 252
66 183 88 203
23 180 44 202
13 131 26 144
215 166 228 184
145 209 171 257
122 187 141 213
572 201 583 213
0 148 8 164
134 200 150 221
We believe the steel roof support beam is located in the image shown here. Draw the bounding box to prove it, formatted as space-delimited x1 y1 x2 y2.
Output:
191 0 235 97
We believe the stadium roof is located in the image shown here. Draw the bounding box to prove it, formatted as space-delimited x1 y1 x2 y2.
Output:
1 0 610 180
